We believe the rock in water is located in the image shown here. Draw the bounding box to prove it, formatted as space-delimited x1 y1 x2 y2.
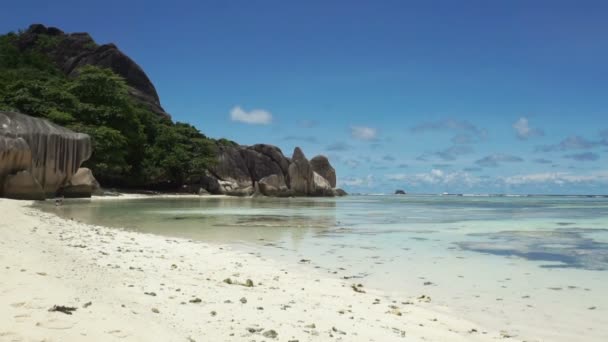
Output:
258 174 290 197
60 167 100 198
333 188 348 197
0 111 92 199
395 189 406 195
194 143 341 198
312 171 333 196
310 155 336 188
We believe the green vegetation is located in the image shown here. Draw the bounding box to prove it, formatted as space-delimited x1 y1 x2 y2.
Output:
0 31 217 189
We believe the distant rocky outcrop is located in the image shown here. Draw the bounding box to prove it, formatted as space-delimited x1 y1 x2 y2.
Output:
15 24 169 118
197 144 345 197
395 189 406 195
0 111 94 200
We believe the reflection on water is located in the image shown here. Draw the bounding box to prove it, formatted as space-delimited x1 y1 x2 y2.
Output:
457 228 608 270
37 194 608 271
40 196 338 244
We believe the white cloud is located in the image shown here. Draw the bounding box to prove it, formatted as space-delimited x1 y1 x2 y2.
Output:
513 117 544 140
339 175 375 187
350 126 377 141
502 171 608 186
387 169 481 187
230 106 272 125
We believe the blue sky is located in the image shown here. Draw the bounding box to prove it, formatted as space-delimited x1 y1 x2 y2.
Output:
2 0 607 194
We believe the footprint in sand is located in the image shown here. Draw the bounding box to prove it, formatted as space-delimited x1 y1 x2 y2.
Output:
0 331 24 341
10 302 26 308
107 329 130 338
36 318 76 330
13 313 31 323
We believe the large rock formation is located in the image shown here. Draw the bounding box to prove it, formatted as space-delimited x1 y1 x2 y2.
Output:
15 24 169 118
0 111 93 199
197 144 344 197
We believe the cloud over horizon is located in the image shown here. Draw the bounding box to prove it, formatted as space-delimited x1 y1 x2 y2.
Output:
475 153 524 167
411 119 487 141
536 135 598 152
326 141 353 151
564 152 600 161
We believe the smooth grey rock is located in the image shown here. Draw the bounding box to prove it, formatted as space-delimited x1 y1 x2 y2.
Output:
333 188 348 197
60 167 100 198
311 172 334 196
0 136 31 178
310 155 336 188
2 170 45 200
288 147 315 195
258 174 288 196
201 144 338 198
207 145 253 195
250 144 290 177
240 148 284 183
0 111 92 199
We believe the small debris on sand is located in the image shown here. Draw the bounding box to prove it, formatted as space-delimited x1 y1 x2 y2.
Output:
48 305 77 315
262 329 278 338
351 284 366 293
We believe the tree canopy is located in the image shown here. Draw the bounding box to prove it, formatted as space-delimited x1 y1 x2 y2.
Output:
0 31 221 189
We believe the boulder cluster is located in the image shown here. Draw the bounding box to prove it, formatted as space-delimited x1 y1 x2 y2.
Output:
198 145 346 197
0 111 98 200
0 111 344 200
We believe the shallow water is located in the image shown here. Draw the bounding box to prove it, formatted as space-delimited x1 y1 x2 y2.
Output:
38 195 608 341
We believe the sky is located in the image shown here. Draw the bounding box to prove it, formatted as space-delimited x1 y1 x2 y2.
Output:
2 0 608 194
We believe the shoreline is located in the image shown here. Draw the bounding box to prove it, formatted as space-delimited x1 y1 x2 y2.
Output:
1 198 515 341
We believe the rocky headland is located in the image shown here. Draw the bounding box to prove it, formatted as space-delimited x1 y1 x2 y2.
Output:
0 24 344 200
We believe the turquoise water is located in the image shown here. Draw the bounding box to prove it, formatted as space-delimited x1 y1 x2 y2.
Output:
38 195 608 341
42 195 608 271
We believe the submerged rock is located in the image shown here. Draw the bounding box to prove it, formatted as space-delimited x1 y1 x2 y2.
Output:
0 111 92 200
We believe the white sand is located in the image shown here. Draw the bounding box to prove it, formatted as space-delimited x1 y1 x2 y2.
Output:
0 198 519 342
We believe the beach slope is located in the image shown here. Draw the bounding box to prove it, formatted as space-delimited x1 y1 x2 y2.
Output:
0 199 510 341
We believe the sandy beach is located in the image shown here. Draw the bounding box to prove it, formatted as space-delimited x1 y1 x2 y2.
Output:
0 198 517 342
